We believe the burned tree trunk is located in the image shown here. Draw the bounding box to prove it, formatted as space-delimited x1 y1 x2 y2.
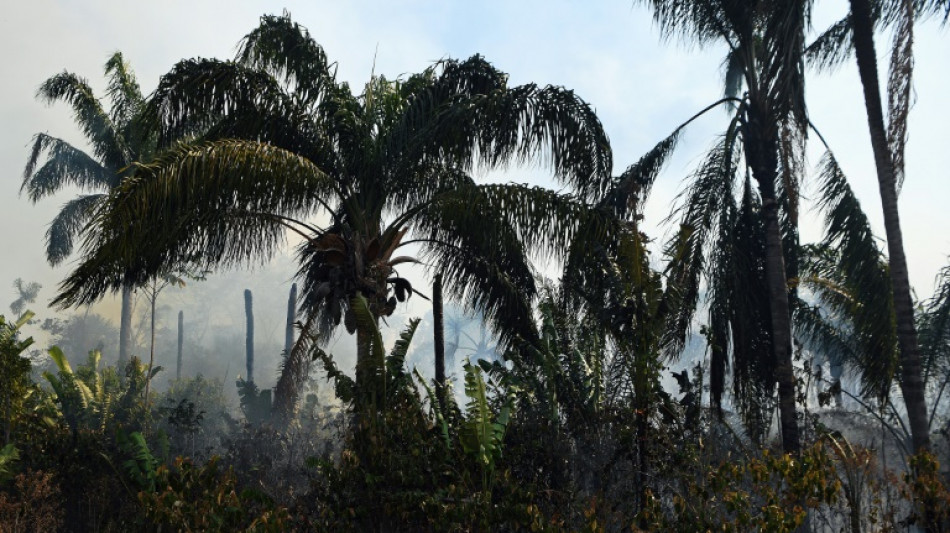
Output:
433 273 446 412
285 283 297 357
245 289 254 385
177 310 183 381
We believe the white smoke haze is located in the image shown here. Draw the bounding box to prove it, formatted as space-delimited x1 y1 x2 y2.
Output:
1 1 948 418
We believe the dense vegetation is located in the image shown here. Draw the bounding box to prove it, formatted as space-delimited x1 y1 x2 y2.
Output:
4 3 950 531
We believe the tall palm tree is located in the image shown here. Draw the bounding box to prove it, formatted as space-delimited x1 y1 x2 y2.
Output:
844 0 931 453
53 14 615 421
23 52 154 369
633 0 810 452
806 0 947 455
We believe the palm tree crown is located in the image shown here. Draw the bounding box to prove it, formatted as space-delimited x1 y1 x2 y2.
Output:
23 52 153 265
53 14 617 417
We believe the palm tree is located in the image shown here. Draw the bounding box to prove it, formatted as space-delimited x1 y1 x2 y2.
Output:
632 0 810 452
843 0 932 453
805 0 948 455
23 52 154 369
53 14 615 422
9 279 41 318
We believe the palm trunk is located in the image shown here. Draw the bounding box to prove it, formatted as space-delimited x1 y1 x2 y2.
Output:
176 310 184 381
354 319 379 440
848 0 930 453
634 359 651 523
762 192 800 453
245 289 254 385
433 273 447 413
119 283 133 372
747 110 801 454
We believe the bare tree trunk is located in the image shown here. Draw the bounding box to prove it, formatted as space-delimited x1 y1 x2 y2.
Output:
245 289 254 385
119 283 133 372
848 0 930 453
143 281 157 434
285 283 297 357
177 310 184 381
433 274 447 412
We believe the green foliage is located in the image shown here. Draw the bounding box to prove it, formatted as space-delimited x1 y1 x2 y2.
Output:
637 444 842 532
0 313 36 446
14 9 950 533
42 348 153 435
460 361 514 494
903 453 950 531
52 14 618 427
414 367 451 448
236 378 272 426
0 444 19 484
117 430 158 492
156 374 231 459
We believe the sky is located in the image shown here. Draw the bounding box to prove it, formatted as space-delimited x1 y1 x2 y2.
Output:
0 1 948 357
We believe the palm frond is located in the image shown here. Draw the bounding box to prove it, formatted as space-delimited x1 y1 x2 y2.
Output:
104 51 145 127
634 0 746 48
762 0 809 125
54 140 337 307
724 178 775 437
723 46 745 100
811 152 897 400
37 72 128 170
806 15 854 72
610 130 680 217
392 56 612 202
387 318 420 391
886 0 914 191
661 129 742 358
272 314 317 422
794 295 856 369
146 59 313 152
237 12 336 108
416 223 537 349
919 262 950 380
426 183 616 264
22 134 116 201
45 193 106 266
